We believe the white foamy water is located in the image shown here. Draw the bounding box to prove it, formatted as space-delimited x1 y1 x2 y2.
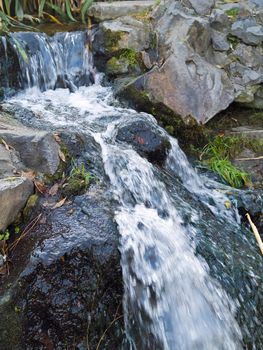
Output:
2 31 244 350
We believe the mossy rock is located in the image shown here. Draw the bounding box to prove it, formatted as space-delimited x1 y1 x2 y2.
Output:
106 57 129 75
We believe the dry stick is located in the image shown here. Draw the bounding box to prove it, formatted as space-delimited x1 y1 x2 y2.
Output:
246 213 263 255
236 156 263 161
8 214 42 252
95 315 123 350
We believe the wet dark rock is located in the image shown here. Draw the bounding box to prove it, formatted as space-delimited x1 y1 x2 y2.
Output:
0 189 124 349
0 36 20 99
116 120 171 166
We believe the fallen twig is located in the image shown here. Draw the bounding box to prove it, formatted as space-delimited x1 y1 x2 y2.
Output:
8 214 42 252
236 156 263 161
95 314 123 350
246 213 263 255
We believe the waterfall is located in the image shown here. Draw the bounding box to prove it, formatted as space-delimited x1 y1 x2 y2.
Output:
0 31 94 93
1 30 262 350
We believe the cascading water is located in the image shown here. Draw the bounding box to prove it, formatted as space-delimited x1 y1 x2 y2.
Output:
1 31 262 349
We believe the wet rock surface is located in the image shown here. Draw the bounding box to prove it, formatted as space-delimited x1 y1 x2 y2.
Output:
116 119 171 166
0 177 33 231
0 125 124 349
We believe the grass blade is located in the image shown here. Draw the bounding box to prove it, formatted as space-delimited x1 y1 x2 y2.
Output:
65 0 76 22
81 0 93 23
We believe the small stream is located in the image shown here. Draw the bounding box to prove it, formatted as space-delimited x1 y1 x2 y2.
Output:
1 31 262 349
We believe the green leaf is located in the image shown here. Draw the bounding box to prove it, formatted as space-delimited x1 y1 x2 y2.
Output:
81 0 93 24
4 0 10 16
65 0 76 22
38 0 46 18
0 10 10 24
46 2 67 21
15 0 24 21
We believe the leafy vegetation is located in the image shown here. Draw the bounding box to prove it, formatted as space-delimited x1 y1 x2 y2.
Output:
200 135 257 188
63 160 92 196
0 0 94 31
225 8 240 19
0 229 10 241
119 49 138 67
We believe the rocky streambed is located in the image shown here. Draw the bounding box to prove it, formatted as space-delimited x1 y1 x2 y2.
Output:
0 1 262 350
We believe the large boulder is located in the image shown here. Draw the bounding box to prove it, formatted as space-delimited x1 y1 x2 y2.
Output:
89 0 156 21
117 6 234 123
111 0 263 124
0 132 124 349
116 119 171 165
93 16 152 57
0 177 33 231
0 113 60 176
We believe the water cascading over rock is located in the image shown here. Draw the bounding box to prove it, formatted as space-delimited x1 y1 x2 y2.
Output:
0 29 262 349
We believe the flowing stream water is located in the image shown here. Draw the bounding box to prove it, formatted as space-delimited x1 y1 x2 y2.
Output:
1 31 262 349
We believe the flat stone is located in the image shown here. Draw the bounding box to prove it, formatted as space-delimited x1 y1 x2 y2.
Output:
88 1 155 21
0 114 60 175
182 0 215 15
232 19 263 45
212 30 230 51
0 177 33 231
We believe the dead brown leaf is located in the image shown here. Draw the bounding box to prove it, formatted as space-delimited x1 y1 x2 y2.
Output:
34 180 47 194
58 149 66 163
1 138 13 151
53 133 61 143
48 183 59 196
21 170 36 180
43 201 55 208
52 197 67 209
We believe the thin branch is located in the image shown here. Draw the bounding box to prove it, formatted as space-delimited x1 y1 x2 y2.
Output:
235 156 263 161
246 213 263 255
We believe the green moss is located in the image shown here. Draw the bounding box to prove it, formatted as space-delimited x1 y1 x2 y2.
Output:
106 56 129 75
23 194 38 219
227 34 240 49
62 161 92 196
132 8 151 21
225 8 240 19
119 49 138 67
103 29 125 55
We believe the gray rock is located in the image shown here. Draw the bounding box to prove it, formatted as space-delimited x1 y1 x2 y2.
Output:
0 114 60 175
182 0 215 15
232 43 263 69
212 30 230 51
0 144 16 177
117 2 234 123
210 9 230 31
0 177 33 231
248 0 263 8
233 148 263 187
232 19 263 45
88 0 155 21
93 16 151 57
